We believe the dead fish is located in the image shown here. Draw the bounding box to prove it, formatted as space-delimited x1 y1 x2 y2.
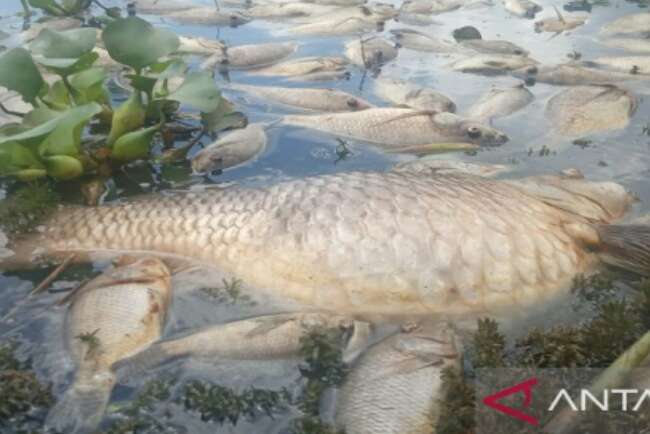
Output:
176 36 225 56
283 108 508 149
465 84 534 122
303 0 366 5
393 158 511 177
600 12 650 37
252 56 348 77
373 77 456 113
288 70 352 82
248 2 336 19
401 0 462 14
231 83 373 112
390 29 455 53
201 42 298 70
503 0 541 18
132 0 190 14
12 167 647 317
600 37 650 54
45 257 171 433
167 7 251 26
288 16 384 35
114 313 371 376
461 39 529 56
586 56 650 76
450 54 538 75
534 7 585 34
344 37 399 68
336 324 460 434
191 123 268 174
545 85 637 136
512 63 644 85
396 12 443 26
311 3 398 21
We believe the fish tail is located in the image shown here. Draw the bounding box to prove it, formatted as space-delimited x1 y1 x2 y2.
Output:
113 342 181 381
597 225 650 276
45 371 115 434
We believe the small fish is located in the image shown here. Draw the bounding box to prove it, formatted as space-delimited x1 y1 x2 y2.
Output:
191 123 268 174
344 37 399 68
231 83 373 112
393 158 511 177
545 85 637 136
201 42 298 70
248 2 336 19
390 29 455 53
396 12 443 26
252 56 348 78
176 36 225 56
45 257 172 433
288 70 352 82
512 63 645 85
401 0 462 14
461 39 529 56
283 108 508 149
465 84 534 123
288 16 384 36
586 56 650 76
534 7 585 34
450 54 538 75
373 77 456 113
311 4 398 22
113 312 372 377
167 7 251 27
600 37 650 54
336 324 461 434
502 0 542 18
600 12 650 37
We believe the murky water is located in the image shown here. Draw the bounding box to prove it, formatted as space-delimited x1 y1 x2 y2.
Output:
0 0 649 432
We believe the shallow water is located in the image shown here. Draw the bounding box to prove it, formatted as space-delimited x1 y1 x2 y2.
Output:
0 0 650 432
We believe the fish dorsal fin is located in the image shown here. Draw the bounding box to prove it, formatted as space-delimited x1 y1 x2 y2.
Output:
553 5 566 23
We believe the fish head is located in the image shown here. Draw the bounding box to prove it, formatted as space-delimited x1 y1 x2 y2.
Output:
458 119 509 146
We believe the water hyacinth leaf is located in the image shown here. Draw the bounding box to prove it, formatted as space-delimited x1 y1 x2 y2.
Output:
38 103 102 157
0 142 45 177
149 58 187 79
43 155 84 179
22 107 62 128
30 28 97 59
107 94 146 146
33 51 98 76
0 48 45 103
61 0 92 14
102 17 180 70
168 72 221 113
70 67 108 104
111 124 159 162
125 74 157 96
27 0 65 15
41 80 71 109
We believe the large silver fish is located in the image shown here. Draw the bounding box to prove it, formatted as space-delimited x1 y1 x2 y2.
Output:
465 84 534 123
283 108 507 149
344 37 399 68
512 63 645 85
166 7 251 26
45 257 172 433
114 312 371 376
390 29 456 53
8 169 646 319
201 42 298 70
373 77 457 113
335 323 461 434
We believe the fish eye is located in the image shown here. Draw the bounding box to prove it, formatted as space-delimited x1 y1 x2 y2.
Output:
347 99 360 108
467 126 482 139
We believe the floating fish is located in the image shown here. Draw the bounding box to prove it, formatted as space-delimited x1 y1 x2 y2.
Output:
600 12 650 37
252 56 348 78
176 36 225 56
373 77 456 113
201 42 298 70
167 7 251 27
512 63 644 85
461 39 529 57
390 29 456 53
465 84 534 123
503 0 542 18
586 56 650 76
534 7 585 34
45 257 172 433
450 54 538 75
344 37 399 68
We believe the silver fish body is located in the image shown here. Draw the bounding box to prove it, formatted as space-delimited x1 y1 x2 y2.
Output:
503 0 541 18
588 56 650 76
401 0 462 14
545 85 637 136
465 84 534 122
202 42 298 70
231 83 373 112
283 109 508 148
252 56 348 77
534 15 585 33
373 78 456 113
600 13 650 37
512 64 644 85
450 54 538 75
167 7 251 26
191 123 268 174
336 324 461 434
248 2 336 19
288 16 383 35
45 257 171 433
114 312 371 376
31 169 634 318
461 39 529 56
344 37 399 68
390 29 455 53
176 36 225 56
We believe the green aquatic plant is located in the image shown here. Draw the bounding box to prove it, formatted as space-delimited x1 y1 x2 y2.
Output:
181 381 289 424
0 17 233 189
435 366 475 434
0 341 53 429
472 318 506 368
201 277 253 305
0 182 58 235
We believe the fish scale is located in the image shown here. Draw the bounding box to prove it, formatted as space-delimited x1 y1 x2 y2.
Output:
34 171 633 317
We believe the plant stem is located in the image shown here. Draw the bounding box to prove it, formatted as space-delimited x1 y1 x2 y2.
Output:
20 0 32 17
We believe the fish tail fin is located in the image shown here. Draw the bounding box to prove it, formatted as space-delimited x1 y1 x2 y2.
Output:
597 224 650 276
113 343 180 382
45 371 115 434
